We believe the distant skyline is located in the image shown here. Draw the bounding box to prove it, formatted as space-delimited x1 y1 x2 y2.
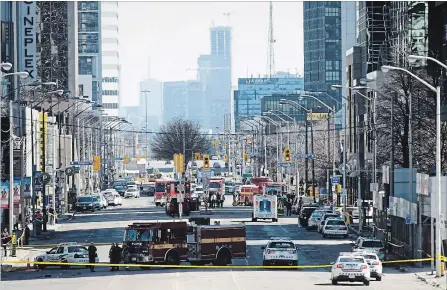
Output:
119 1 304 106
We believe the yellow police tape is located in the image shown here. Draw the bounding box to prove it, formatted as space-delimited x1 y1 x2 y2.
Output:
0 257 437 270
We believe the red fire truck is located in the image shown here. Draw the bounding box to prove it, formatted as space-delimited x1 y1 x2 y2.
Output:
122 221 246 267
154 179 175 207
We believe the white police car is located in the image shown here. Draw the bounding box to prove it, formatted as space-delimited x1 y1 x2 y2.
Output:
322 218 349 238
262 237 298 266
352 237 386 260
331 252 370 286
357 251 383 281
34 242 99 269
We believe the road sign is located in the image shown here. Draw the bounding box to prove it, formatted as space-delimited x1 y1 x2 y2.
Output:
405 215 412 225
65 167 75 176
295 154 315 159
70 161 93 166
278 162 292 167
331 176 340 184
41 172 51 185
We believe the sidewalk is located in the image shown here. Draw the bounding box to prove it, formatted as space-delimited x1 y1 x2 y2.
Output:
1 223 60 272
407 266 447 289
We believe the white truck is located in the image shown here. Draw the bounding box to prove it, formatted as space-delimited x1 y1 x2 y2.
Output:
252 195 278 222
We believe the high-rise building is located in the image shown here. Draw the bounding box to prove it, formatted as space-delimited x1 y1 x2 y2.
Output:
38 1 79 95
101 1 120 116
303 1 356 107
199 26 232 131
186 81 203 125
78 1 102 104
140 78 163 131
233 72 304 130
162 81 188 123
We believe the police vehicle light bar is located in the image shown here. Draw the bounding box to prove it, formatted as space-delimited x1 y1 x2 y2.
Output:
270 237 292 240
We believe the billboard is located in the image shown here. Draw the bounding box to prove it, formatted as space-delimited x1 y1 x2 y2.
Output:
18 1 37 82
0 178 23 209
306 112 329 120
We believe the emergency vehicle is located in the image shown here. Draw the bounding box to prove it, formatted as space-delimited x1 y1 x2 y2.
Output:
154 179 174 206
356 251 383 281
34 242 99 269
262 237 298 266
237 184 257 206
122 221 247 267
331 252 371 286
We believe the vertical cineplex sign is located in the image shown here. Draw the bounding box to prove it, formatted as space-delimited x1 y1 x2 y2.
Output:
18 1 37 81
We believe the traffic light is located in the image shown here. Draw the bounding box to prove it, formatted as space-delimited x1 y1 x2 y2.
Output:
136 155 140 161
336 184 342 193
244 153 249 163
185 182 191 194
284 148 291 162
194 152 200 160
93 156 101 171
223 154 228 162
203 155 210 170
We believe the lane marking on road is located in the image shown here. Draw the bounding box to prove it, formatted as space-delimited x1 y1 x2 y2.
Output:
231 270 243 290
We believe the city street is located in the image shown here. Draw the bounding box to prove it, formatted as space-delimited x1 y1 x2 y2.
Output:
1 196 436 289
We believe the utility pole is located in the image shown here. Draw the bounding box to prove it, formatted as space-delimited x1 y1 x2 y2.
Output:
41 107 47 232
9 100 14 235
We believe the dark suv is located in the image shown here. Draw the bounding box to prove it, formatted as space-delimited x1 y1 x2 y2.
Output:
299 206 318 227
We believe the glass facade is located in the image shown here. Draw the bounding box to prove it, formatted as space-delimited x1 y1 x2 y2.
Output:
78 1 102 105
304 1 342 107
233 74 304 129
261 95 308 123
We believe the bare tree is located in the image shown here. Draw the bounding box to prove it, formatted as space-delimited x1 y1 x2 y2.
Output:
151 118 210 162
375 54 447 174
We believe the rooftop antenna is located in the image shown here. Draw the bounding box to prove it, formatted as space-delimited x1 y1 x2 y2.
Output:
223 12 232 26
267 1 276 78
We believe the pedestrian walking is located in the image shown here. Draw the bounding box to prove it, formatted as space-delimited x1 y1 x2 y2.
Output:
2 228 11 256
286 200 292 216
109 243 116 271
114 243 122 271
88 242 97 272
48 206 55 225
216 193 221 208
220 194 225 208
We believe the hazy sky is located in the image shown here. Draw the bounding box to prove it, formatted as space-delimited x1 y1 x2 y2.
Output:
119 1 304 106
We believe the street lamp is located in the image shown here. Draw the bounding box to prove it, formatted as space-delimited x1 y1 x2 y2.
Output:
261 115 281 182
0 62 12 71
382 64 442 276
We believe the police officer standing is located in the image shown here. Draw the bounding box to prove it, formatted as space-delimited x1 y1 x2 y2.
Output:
88 242 97 272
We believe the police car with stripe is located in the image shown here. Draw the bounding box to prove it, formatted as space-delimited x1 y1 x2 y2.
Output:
356 251 383 281
34 242 99 269
331 252 371 286
262 237 299 266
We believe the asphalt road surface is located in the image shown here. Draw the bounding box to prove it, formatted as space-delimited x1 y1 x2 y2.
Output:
1 196 434 289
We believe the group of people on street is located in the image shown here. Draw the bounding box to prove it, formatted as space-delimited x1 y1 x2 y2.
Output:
208 192 224 208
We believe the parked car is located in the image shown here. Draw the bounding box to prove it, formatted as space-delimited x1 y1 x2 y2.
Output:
75 196 101 212
103 191 122 206
114 185 126 196
125 188 140 198
298 205 318 227
93 194 108 209
322 218 349 238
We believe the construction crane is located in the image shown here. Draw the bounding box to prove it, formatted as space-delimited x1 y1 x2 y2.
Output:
267 1 276 78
